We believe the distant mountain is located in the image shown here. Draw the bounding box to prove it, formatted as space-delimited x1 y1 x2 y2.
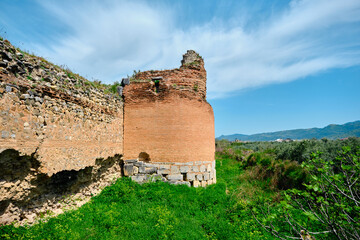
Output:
217 120 360 142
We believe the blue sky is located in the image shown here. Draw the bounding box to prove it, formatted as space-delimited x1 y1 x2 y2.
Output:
1 0 360 137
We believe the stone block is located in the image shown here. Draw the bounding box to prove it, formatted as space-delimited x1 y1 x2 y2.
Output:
196 174 203 181
200 165 206 172
159 164 170 170
131 175 145 182
171 165 180 174
186 173 195 181
201 181 208 187
203 172 210 181
134 161 144 167
157 169 170 175
192 166 199 172
138 166 146 173
146 163 159 168
167 174 183 181
124 164 134 176
207 164 211 172
133 166 139 175
209 170 214 179
208 180 213 185
145 167 157 174
193 180 200 187
125 159 137 164
180 165 189 173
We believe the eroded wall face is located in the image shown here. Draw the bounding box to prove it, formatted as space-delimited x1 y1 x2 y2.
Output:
0 83 123 175
124 97 214 163
134 66 207 99
0 37 125 225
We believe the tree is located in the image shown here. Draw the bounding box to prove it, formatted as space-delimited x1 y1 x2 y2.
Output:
252 147 360 240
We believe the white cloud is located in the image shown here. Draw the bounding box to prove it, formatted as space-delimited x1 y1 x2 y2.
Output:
34 0 360 99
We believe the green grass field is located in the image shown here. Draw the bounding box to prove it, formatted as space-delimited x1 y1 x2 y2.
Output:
0 155 275 240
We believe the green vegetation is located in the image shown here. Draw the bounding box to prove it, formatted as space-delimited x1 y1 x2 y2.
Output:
1 138 359 239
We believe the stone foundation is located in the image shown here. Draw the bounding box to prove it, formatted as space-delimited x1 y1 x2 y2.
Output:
123 159 216 187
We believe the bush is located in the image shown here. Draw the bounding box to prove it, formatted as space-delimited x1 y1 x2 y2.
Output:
254 147 360 239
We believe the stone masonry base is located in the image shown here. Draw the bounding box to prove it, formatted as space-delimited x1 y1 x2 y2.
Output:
123 159 216 187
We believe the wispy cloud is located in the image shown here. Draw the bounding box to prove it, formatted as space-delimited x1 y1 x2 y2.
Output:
33 0 360 99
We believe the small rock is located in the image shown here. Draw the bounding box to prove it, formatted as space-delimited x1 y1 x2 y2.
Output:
35 97 43 103
0 51 12 61
5 85 12 92
24 122 30 127
1 131 9 139
20 94 31 100
0 61 7 67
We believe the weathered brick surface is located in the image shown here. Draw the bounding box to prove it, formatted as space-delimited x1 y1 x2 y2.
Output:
132 50 207 99
123 49 214 169
123 96 214 163
0 39 123 176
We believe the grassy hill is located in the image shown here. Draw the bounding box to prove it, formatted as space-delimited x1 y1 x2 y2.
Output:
217 120 360 141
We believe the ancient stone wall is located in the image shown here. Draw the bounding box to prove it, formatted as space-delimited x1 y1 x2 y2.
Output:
0 39 124 225
0 39 216 225
123 159 216 187
0 39 123 175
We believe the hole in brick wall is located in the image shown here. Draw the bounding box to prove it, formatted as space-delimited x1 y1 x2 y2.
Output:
138 152 151 162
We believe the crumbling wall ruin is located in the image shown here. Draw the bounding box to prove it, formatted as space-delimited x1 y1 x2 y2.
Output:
133 50 207 99
0 39 124 225
0 38 216 225
123 50 216 187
